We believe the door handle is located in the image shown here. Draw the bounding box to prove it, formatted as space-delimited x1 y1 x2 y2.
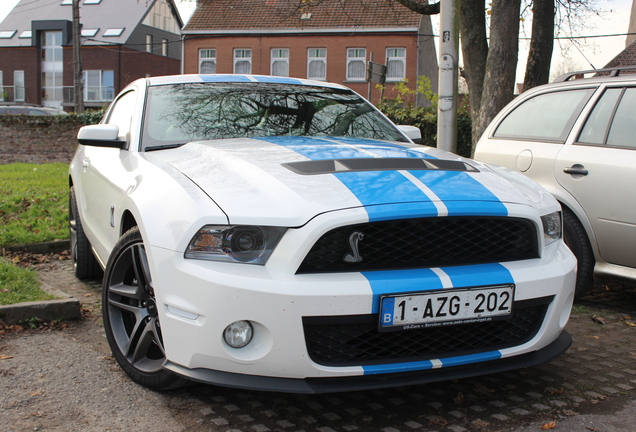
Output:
563 165 588 176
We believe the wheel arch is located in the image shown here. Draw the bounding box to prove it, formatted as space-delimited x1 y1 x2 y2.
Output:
555 198 600 262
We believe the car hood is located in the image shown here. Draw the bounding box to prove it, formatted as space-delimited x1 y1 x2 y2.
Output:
149 136 550 226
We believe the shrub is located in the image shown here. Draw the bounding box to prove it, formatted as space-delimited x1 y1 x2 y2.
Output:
377 77 472 158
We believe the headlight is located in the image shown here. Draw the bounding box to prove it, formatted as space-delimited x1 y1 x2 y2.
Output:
541 211 562 246
185 225 287 264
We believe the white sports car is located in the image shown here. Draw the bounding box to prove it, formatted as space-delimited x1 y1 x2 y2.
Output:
69 75 576 393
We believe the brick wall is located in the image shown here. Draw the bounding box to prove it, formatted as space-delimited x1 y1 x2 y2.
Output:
0 118 79 164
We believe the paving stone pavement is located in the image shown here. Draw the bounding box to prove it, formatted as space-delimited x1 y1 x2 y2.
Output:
21 258 636 432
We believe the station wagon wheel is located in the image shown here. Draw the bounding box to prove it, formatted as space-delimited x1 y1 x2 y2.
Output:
102 227 187 390
69 186 101 280
563 208 595 300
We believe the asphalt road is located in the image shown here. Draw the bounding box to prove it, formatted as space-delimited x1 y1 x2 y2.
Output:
1 259 636 432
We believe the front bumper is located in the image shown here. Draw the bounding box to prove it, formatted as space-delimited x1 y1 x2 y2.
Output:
148 229 576 392
164 330 572 393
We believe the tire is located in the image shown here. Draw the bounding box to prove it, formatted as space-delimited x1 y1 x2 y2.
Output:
69 186 102 280
562 208 595 299
102 227 188 390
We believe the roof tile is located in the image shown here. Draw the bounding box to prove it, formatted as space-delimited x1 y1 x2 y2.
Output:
185 0 420 31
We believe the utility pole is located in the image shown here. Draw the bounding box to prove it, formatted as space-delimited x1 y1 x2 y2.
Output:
437 0 460 153
72 0 84 113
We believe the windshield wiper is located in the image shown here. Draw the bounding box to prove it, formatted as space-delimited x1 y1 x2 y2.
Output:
144 143 186 152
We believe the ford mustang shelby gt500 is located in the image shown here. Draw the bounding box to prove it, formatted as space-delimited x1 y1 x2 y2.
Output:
69 75 576 393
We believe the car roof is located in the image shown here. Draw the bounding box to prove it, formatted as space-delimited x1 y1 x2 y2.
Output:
145 74 349 91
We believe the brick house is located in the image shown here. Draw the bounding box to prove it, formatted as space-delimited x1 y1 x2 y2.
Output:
182 0 436 104
0 0 182 111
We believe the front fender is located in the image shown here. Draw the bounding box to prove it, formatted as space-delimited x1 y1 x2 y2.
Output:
117 153 228 255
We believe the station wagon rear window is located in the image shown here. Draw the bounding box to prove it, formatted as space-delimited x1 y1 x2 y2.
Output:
493 89 594 142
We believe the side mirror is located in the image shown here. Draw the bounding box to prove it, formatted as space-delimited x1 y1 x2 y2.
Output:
397 125 422 144
77 124 126 149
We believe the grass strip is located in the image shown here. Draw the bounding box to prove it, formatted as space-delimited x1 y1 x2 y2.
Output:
0 258 55 305
0 163 68 247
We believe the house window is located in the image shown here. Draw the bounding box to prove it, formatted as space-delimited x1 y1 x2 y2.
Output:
146 35 153 53
346 48 366 81
234 49 252 74
199 49 216 74
386 48 406 81
162 39 168 56
84 70 115 102
271 49 289 77
307 48 326 80
14 70 25 102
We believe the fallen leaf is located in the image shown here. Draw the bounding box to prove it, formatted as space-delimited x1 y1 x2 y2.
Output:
30 390 42 396
562 409 579 416
0 355 13 360
540 421 557 430
592 315 607 325
626 321 636 327
429 417 449 427
471 419 490 428
551 387 565 395
585 335 600 340
474 384 495 394
452 392 464 404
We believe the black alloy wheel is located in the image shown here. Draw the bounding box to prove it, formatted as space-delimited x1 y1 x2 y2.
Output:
102 227 187 390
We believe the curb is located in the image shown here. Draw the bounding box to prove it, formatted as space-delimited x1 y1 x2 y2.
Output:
1 240 81 324
4 239 70 254
0 298 81 325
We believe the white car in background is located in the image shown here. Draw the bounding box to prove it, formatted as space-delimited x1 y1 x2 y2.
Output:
69 74 575 393
475 66 636 299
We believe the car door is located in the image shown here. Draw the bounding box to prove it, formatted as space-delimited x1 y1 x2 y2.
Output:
555 86 636 269
474 88 596 192
78 89 139 262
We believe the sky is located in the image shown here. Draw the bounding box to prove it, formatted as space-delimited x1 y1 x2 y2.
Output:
0 0 632 82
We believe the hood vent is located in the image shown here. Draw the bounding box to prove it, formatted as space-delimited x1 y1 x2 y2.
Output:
283 158 479 175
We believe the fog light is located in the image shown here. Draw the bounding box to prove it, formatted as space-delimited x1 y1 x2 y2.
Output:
224 321 253 348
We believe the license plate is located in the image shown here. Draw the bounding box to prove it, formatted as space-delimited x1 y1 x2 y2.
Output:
379 285 514 331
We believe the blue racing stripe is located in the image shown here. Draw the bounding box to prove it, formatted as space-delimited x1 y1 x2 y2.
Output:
439 351 502 367
408 170 508 217
252 76 304 84
363 359 434 375
258 136 438 220
199 75 253 82
362 350 502 375
362 268 444 314
441 263 514 287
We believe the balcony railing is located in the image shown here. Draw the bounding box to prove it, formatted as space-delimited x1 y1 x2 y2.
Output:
62 86 115 106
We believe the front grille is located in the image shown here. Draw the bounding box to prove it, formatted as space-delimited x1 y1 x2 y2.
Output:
303 298 551 366
297 217 538 274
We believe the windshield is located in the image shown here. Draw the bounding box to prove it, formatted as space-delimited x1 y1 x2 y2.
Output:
141 82 406 150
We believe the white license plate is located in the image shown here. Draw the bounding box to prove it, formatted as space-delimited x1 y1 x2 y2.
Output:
379 285 514 330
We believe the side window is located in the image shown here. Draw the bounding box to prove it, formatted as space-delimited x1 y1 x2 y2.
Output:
105 90 137 144
493 89 594 142
607 88 636 148
578 88 622 145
